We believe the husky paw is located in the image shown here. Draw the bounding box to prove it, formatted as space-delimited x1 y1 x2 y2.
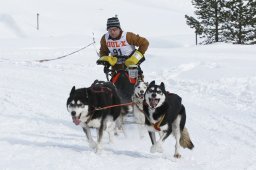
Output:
174 153 181 158
150 145 157 153
108 138 114 144
150 143 163 153
138 127 145 139
88 141 97 149
95 144 103 153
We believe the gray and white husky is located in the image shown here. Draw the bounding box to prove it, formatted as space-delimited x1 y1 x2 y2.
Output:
66 80 123 152
132 80 148 138
143 81 194 158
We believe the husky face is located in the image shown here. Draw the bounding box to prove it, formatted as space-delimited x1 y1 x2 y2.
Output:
67 86 89 125
145 81 166 109
134 81 148 100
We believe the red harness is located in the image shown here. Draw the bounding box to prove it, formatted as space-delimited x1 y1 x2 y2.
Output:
142 101 166 131
111 72 137 84
88 84 134 112
90 86 113 97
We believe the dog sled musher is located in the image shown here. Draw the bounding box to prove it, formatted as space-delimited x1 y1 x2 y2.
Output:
97 16 149 103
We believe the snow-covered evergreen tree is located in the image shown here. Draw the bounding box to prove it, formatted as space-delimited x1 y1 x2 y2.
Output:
185 15 203 45
223 0 256 44
186 0 226 44
247 0 256 44
186 0 256 44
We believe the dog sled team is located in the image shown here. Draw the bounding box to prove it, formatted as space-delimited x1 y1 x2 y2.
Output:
66 17 194 159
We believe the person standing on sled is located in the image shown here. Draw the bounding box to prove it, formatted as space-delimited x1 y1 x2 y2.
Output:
97 17 149 81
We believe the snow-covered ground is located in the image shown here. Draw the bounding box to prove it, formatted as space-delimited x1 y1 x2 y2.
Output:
1 0 256 170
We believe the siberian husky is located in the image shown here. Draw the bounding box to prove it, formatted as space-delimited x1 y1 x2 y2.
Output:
132 80 148 138
66 80 123 152
143 81 194 158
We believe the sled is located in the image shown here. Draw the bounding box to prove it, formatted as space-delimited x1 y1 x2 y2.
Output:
102 57 140 101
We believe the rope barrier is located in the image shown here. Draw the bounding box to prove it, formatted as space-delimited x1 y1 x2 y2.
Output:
36 41 95 63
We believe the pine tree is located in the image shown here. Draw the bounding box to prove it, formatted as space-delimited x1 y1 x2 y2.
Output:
185 15 203 45
186 0 256 44
186 0 226 44
222 0 256 44
247 0 256 44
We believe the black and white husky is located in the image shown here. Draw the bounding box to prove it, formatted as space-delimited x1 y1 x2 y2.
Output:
132 80 148 138
143 81 194 158
66 80 122 152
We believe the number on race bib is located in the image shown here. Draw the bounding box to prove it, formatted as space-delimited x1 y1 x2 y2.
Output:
113 49 122 56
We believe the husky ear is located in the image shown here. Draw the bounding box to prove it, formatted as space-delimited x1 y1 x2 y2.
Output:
135 80 140 86
149 80 155 87
160 82 166 92
145 82 149 87
70 86 75 96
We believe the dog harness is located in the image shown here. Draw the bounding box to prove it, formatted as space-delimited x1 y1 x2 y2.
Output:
111 71 137 85
137 101 166 131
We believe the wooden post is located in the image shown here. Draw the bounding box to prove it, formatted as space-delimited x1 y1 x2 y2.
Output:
37 13 39 30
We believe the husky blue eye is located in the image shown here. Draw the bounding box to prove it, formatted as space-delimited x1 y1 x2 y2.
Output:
149 89 153 92
157 91 162 94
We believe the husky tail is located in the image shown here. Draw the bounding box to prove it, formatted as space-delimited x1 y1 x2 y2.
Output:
180 127 194 149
